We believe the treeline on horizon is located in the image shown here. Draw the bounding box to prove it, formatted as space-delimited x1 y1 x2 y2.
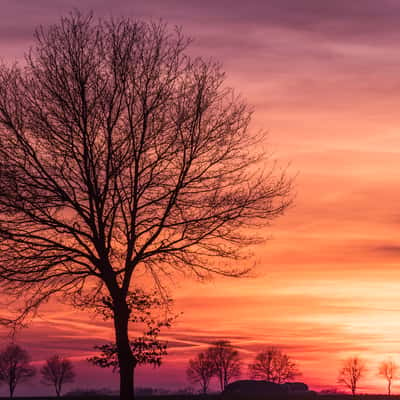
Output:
186 344 400 397
0 340 398 398
186 342 300 394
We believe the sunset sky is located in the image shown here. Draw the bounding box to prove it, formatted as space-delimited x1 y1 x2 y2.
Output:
2 0 400 396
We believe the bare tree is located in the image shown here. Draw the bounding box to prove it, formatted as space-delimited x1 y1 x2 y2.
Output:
249 347 301 383
338 356 366 397
0 12 291 400
379 359 398 396
272 353 301 384
0 344 36 399
187 351 216 394
40 355 75 397
208 341 241 391
249 347 279 381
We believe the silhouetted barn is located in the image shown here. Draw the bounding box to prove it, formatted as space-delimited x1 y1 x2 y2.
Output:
223 380 315 400
223 380 286 399
283 382 309 392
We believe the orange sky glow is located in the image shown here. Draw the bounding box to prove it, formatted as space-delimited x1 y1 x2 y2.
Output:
1 0 400 396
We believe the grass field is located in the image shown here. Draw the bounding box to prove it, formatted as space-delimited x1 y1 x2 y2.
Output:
1 395 399 400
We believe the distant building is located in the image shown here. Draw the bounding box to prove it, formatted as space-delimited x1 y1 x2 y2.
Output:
223 380 315 399
284 382 309 392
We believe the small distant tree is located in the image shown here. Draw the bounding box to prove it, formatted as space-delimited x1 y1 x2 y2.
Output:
249 347 301 383
249 347 279 381
338 356 366 397
208 341 241 391
379 359 398 396
187 351 216 394
88 289 172 389
0 344 36 399
41 355 76 397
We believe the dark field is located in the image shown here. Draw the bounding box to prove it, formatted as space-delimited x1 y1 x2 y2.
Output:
3 395 400 400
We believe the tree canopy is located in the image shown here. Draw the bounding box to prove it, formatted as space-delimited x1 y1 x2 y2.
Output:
0 12 291 399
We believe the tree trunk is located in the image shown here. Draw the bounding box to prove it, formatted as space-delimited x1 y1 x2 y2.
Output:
9 383 14 400
223 369 228 391
133 365 136 397
388 380 391 396
114 299 135 400
218 372 224 392
202 380 207 394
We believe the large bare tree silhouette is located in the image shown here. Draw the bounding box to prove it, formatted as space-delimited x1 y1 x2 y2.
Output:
0 12 291 400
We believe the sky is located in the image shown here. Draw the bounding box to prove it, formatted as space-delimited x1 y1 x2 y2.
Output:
1 0 400 395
